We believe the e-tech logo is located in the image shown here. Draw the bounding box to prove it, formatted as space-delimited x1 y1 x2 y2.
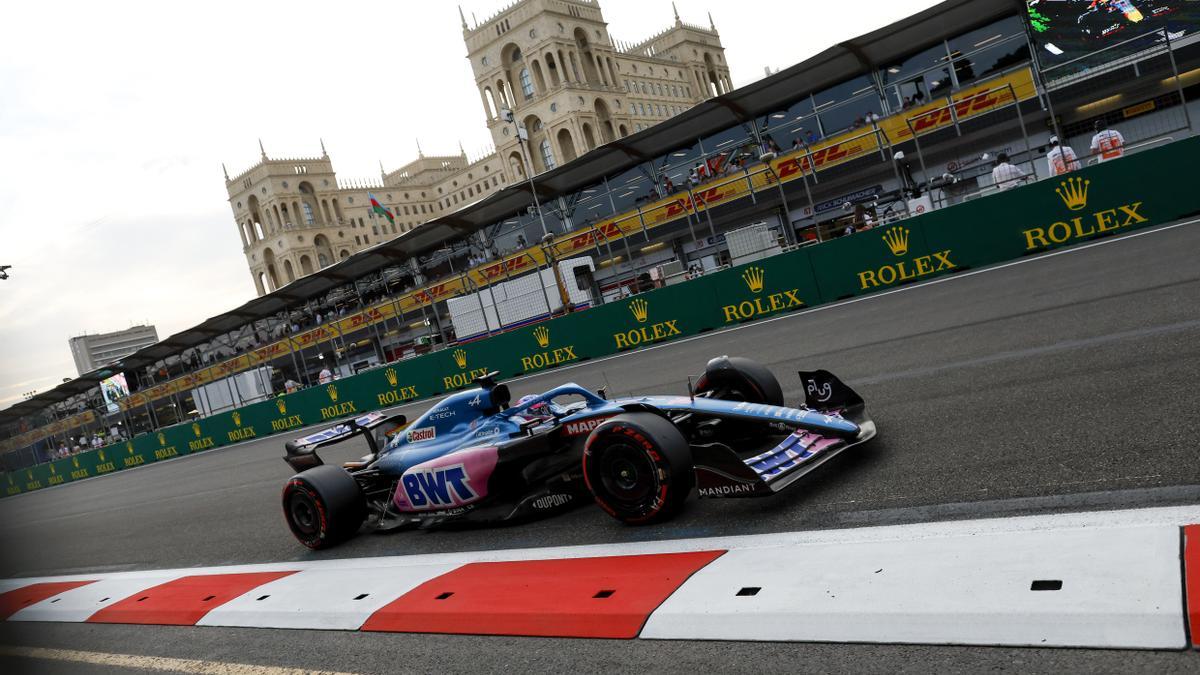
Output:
720 266 804 322
857 226 956 290
401 464 477 509
1021 178 1147 251
613 299 681 349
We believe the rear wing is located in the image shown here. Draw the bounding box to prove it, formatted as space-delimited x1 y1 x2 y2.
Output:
283 412 405 473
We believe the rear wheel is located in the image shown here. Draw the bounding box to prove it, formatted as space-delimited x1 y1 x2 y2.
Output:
583 413 694 525
282 465 366 549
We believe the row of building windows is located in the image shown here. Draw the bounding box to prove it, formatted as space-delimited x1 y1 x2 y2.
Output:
624 79 690 99
634 102 684 119
438 174 504 210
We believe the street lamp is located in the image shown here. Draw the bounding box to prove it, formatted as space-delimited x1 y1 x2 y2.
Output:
500 107 551 238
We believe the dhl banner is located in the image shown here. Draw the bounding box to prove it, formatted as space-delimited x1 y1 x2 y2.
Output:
0 410 95 454
106 69 1034 417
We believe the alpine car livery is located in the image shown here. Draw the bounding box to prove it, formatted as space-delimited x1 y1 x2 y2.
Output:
279 356 876 549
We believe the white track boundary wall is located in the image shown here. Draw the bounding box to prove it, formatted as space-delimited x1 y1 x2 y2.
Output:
641 524 1184 649
6 505 1198 649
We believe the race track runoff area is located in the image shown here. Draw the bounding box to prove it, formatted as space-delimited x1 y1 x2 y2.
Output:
2 217 1200 667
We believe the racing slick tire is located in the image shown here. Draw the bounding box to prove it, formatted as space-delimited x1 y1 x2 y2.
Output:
695 356 784 406
583 413 694 525
282 465 367 549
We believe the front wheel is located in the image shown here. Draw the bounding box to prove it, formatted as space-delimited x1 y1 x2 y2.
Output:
583 413 694 525
282 465 366 549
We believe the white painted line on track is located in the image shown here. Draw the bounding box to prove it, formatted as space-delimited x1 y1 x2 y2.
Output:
0 645 359 675
9 216 1198 499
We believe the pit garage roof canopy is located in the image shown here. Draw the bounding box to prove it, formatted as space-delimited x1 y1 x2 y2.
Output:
1 0 1015 424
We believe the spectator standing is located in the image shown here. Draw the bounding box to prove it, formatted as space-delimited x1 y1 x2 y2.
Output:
1090 121 1125 162
805 129 818 144
991 153 1027 190
318 365 333 384
1046 136 1081 176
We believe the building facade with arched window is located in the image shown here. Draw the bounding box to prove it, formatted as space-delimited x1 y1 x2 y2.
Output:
464 0 729 186
226 0 729 297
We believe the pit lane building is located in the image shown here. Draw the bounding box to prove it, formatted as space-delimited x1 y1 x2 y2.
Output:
228 0 731 296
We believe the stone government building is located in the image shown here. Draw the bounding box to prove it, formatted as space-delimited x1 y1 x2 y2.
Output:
225 0 732 296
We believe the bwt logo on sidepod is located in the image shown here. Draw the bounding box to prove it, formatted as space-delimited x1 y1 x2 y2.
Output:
402 463 476 509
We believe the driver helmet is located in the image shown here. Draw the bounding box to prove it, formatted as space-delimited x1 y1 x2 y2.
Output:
515 394 553 419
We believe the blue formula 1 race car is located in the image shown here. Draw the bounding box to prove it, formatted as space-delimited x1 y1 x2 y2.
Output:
280 356 876 549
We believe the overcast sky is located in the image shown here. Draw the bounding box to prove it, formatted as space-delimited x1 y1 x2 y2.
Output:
0 0 942 410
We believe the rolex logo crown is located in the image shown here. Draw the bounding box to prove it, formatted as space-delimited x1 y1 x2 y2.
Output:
533 325 551 348
72 456 79 468
127 441 135 453
629 298 649 323
385 367 398 387
882 227 910 256
327 383 338 401
232 411 242 427
742 266 765 293
157 432 166 446
276 398 286 414
453 349 468 369
1056 177 1089 211
192 422 201 437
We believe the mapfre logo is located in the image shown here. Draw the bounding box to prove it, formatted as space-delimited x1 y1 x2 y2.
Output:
563 416 612 436
1022 178 1146 251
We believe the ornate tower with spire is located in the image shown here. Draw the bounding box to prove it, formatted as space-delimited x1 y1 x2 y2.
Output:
462 0 728 183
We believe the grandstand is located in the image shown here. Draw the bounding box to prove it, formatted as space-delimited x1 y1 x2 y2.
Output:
3 0 1198 473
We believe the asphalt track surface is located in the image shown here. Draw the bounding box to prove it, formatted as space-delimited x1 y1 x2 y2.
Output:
2 218 1200 672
